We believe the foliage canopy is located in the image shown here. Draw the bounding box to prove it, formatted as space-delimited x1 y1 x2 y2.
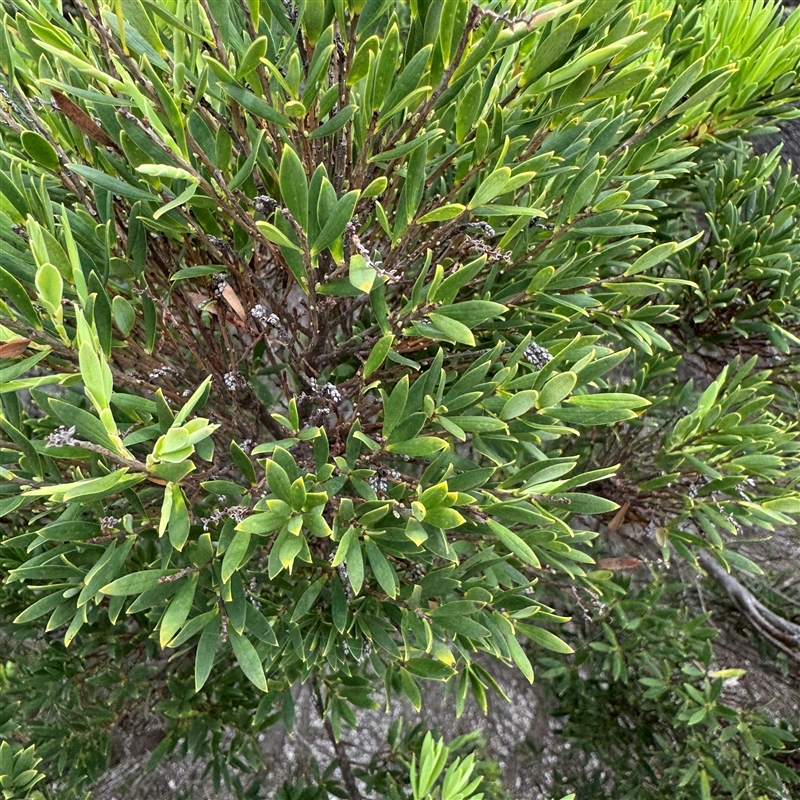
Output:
1 0 800 797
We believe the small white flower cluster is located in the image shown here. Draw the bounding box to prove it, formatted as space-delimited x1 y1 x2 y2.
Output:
303 378 343 416
100 516 121 532
460 221 496 237
368 468 402 496
47 425 76 447
149 365 180 381
250 303 269 324
464 236 512 263
524 341 553 370
252 305 290 341
342 638 372 664
369 472 388 495
224 371 251 392
736 477 756 501
328 551 354 600
241 438 255 454
405 563 426 583
201 504 249 531
322 383 342 403
211 274 228 298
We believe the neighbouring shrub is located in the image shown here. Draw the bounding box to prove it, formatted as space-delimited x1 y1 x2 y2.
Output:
1 0 800 797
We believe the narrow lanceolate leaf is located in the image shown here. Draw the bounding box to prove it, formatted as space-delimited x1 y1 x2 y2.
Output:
290 575 328 621
518 624 574 654
221 528 251 583
256 220 302 251
279 145 308 230
469 168 511 209
537 372 578 408
100 570 170 596
219 81 292 127
486 519 540 568
364 334 394 378
229 629 267 691
364 539 398 598
159 574 197 648
194 618 220 692
311 190 359 255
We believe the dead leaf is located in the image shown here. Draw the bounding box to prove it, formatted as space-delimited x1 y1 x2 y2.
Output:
221 283 247 322
608 500 630 532
0 338 31 358
596 557 642 572
52 90 118 149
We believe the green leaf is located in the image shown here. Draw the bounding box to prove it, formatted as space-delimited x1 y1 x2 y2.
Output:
383 375 409 439
311 190 359 255
168 483 191 550
194 617 220 692
567 392 650 410
153 181 198 220
221 528 251 584
537 372 578 408
279 144 308 230
256 220 302 251
553 492 617 514
159 574 197 648
290 575 327 621
310 104 357 139
266 460 293 504
21 131 59 170
386 437 448 456
423 506 465 529
169 265 226 282
518 624 574 654
229 629 267 691
0 266 40 328
468 167 511 209
425 313 475 346
405 658 457 681
486 519 540 568
624 234 702 276
364 539 398 597
68 165 157 203
364 334 393 378
101 569 170 596
381 44 431 116
230 439 257 485
346 533 364 595
501 390 538 420
112 295 136 336
219 80 292 127
236 507 291 534
35 262 62 315
14 591 66 624
505 631 534 683
657 59 705 117
236 35 268 78
417 204 465 223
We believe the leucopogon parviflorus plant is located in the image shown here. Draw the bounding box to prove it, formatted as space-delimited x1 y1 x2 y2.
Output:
2 0 800 797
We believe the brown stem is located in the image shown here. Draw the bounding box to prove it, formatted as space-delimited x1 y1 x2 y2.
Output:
699 550 800 662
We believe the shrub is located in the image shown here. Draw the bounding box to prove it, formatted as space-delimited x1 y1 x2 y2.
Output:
1 0 800 796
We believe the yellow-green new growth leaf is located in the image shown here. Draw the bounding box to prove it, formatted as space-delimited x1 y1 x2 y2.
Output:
256 220 302 251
